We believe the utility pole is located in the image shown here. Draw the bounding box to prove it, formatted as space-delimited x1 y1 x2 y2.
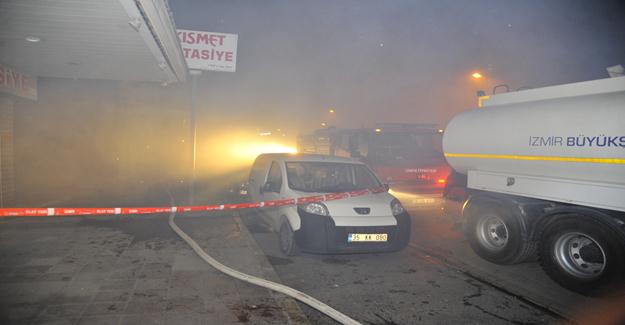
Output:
189 70 201 204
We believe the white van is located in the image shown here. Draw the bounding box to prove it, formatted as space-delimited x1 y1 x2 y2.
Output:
248 153 411 255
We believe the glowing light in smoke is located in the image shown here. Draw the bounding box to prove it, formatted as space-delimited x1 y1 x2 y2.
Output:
471 72 483 79
199 129 298 174
230 143 297 160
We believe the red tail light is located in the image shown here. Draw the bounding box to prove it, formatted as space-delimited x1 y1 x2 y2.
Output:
437 178 446 184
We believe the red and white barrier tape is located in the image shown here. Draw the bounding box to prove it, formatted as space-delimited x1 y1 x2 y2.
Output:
0 187 388 217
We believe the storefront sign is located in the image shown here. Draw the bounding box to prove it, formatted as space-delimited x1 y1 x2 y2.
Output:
177 29 238 72
0 63 37 100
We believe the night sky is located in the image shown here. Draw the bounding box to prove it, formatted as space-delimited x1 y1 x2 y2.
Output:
170 0 625 134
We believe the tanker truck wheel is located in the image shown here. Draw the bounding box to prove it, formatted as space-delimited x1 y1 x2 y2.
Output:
466 203 535 264
538 215 625 296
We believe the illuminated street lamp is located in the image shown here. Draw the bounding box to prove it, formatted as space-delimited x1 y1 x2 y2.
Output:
321 122 327 127
471 72 483 79
328 108 335 113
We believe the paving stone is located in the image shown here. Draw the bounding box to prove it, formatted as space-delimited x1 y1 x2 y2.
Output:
98 279 136 291
60 280 100 297
137 262 172 279
120 313 164 325
37 303 86 319
107 265 141 280
31 317 79 325
80 263 116 273
38 273 74 282
165 296 206 314
76 315 120 325
48 293 93 305
134 278 168 291
71 271 110 282
83 302 126 316
92 290 131 302
124 299 169 314
0 283 24 303
14 281 68 304
0 255 32 266
13 265 52 274
162 311 211 325
0 303 45 323
172 252 212 272
48 263 83 274
28 257 63 266
0 266 14 276
2 273 42 283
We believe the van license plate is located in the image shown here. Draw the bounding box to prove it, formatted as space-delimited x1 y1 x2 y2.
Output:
348 233 388 242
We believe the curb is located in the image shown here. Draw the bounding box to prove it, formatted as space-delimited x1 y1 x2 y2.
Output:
233 214 311 325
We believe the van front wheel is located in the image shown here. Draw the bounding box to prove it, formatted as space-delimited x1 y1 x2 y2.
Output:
279 220 298 256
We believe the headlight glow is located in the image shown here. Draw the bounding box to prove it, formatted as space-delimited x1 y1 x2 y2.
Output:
303 202 329 216
391 199 405 216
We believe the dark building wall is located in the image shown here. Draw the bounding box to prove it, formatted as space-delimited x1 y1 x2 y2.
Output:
0 95 15 207
13 78 191 207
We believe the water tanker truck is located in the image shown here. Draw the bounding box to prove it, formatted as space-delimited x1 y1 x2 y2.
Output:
443 76 625 295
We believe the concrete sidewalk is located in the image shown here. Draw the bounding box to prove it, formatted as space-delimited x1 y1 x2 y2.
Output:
0 212 309 325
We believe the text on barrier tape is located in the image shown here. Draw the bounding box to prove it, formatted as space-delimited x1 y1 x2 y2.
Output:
0 186 388 217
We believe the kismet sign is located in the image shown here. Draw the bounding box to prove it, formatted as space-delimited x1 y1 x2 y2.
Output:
177 29 238 72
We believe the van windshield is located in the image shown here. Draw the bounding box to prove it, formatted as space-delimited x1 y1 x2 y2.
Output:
285 162 381 193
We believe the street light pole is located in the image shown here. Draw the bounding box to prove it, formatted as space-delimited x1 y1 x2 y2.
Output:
189 69 201 204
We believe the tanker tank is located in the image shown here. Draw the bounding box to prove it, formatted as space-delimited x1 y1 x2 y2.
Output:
443 77 625 186
443 77 625 213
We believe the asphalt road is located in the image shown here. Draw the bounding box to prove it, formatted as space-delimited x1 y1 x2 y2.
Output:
240 207 565 325
404 204 625 325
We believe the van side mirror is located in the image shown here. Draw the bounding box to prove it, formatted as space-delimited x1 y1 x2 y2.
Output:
382 183 390 192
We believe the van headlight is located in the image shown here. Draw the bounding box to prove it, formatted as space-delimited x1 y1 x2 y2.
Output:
302 202 329 216
391 199 405 216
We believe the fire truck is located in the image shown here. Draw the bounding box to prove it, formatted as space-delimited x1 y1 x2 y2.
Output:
297 123 451 196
